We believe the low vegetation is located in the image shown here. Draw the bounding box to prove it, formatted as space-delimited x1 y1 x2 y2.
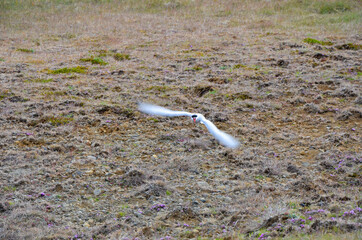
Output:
80 56 108 65
303 38 333 46
16 48 34 53
48 66 87 74
0 0 361 239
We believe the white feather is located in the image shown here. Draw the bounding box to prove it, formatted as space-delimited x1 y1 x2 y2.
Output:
138 103 240 148
138 103 192 117
200 117 240 148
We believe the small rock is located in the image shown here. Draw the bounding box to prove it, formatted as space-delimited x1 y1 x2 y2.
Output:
87 155 97 161
304 103 321 114
313 53 328 60
287 164 299 173
94 189 102 196
277 59 289 67
197 181 210 189
354 96 362 105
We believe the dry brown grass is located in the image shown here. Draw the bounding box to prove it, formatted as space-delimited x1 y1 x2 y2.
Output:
0 0 361 239
1 0 361 38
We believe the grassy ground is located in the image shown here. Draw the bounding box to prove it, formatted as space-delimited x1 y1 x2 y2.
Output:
1 0 361 36
0 0 361 239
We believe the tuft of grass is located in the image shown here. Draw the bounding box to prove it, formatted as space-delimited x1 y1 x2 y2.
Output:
145 85 172 92
336 43 362 50
118 212 126 217
80 56 108 65
16 48 34 53
148 117 159 122
45 115 74 126
48 66 87 74
0 90 12 100
233 64 247 69
41 90 67 96
0 58 4 61
26 78 53 83
318 1 351 14
303 38 333 46
227 92 252 101
113 53 130 61
96 49 109 57
192 65 203 71
3 186 16 192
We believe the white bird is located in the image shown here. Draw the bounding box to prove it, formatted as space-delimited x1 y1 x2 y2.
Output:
138 103 240 148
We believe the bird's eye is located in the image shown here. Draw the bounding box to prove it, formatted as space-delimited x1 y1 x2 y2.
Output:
191 115 197 118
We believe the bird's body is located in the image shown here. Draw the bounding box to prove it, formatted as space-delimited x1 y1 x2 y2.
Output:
138 103 240 148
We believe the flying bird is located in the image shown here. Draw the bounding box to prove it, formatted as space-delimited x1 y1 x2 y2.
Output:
138 103 240 148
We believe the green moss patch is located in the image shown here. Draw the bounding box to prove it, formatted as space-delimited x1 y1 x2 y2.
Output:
26 78 53 83
113 53 130 61
303 38 333 46
16 48 34 53
48 66 87 74
80 56 108 65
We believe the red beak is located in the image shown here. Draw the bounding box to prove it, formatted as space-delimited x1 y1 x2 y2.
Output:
193 118 196 123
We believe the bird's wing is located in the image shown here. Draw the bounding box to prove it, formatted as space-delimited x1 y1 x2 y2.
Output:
200 118 240 148
138 103 193 117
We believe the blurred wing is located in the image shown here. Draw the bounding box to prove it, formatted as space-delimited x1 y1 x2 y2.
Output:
201 119 240 148
138 103 192 117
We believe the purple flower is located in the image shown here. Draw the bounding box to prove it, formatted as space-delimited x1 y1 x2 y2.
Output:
300 224 305 228
352 128 355 131
308 216 313 220
331 217 336 220
259 233 266 240
183 223 190 227
39 192 45 197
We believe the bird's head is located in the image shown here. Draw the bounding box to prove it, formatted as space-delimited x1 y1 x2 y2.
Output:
191 114 203 123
